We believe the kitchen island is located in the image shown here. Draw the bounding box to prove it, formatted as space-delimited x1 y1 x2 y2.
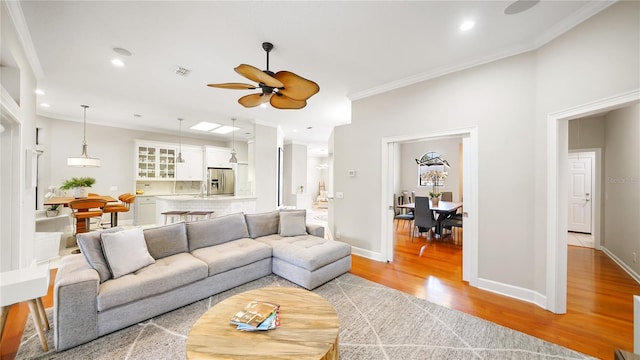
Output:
154 195 257 225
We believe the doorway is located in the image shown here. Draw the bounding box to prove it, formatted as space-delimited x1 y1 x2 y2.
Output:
547 89 640 314
567 151 598 249
380 127 478 285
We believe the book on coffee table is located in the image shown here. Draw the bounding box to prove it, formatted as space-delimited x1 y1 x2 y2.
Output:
230 300 280 330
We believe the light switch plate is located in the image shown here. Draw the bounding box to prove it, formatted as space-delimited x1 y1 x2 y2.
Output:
336 192 344 199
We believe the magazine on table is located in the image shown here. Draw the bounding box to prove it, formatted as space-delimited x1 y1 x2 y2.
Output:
230 300 280 331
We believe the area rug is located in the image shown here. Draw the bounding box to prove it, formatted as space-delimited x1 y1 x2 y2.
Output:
17 273 595 359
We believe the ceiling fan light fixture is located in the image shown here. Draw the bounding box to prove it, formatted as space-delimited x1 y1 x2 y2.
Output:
68 105 101 167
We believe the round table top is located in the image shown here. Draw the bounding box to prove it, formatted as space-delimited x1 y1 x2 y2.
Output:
186 287 339 360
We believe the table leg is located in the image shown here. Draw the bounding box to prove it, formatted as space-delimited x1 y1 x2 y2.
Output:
0 305 9 342
27 299 49 351
36 297 49 331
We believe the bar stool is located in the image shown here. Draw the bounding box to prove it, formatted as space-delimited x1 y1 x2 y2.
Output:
162 210 189 224
186 211 214 222
103 193 136 227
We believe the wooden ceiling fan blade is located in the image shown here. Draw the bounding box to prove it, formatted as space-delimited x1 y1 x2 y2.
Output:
207 83 256 90
270 94 307 109
235 64 284 88
274 71 320 101
238 93 272 108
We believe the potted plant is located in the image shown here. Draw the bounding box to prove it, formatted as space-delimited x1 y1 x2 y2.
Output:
44 185 60 216
422 170 448 206
60 177 96 198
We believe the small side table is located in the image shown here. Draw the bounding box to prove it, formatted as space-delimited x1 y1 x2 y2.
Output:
0 265 51 351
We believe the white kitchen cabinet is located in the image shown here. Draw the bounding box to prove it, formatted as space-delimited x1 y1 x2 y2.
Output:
136 142 176 180
206 146 233 168
176 145 204 180
134 196 156 225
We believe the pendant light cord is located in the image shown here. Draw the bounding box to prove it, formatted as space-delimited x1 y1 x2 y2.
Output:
81 105 89 145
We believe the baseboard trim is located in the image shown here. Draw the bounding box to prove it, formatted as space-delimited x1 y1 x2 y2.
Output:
601 246 640 285
476 277 548 310
351 246 386 262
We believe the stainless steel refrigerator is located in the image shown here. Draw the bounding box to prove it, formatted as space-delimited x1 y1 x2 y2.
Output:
207 167 235 196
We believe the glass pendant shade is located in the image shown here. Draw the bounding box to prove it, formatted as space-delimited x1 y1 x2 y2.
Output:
68 105 100 167
229 118 238 163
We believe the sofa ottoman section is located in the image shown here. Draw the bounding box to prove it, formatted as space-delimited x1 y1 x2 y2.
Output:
269 236 352 289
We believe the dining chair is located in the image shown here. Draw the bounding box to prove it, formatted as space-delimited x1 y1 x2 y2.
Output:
68 198 108 235
393 193 414 230
412 196 438 253
102 193 136 227
441 191 453 202
442 213 463 242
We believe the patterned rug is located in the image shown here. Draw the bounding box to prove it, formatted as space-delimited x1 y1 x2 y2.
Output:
17 273 595 359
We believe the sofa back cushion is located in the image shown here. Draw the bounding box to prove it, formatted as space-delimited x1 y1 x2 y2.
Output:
187 212 250 251
245 210 280 238
143 222 189 259
76 226 125 283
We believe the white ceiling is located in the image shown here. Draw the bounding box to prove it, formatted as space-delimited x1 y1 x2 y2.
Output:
16 1 611 154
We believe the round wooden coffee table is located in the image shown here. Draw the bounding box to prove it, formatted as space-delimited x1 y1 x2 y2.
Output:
186 287 339 360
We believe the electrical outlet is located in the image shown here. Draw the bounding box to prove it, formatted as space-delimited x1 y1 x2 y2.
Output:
109 186 118 191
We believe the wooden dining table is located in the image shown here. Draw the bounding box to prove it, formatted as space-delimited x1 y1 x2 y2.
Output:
45 195 117 233
398 200 463 236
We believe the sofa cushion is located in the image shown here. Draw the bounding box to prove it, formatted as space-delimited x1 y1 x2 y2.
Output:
143 222 188 260
245 210 279 238
191 238 272 276
279 210 307 237
271 236 352 272
100 228 156 279
187 213 250 251
76 226 125 283
96 252 208 311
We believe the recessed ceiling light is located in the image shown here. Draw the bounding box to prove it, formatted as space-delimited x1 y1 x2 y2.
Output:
504 0 540 15
459 20 475 32
35 89 45 95
40 103 50 108
113 47 133 56
190 121 221 131
111 58 125 67
211 125 239 134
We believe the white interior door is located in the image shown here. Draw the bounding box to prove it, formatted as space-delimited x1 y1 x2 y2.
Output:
568 153 593 233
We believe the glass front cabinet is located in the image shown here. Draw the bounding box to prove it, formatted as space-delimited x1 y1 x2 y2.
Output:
136 142 176 180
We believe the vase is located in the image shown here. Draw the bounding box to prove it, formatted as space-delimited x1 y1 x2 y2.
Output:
46 209 59 217
431 196 440 206
73 187 89 198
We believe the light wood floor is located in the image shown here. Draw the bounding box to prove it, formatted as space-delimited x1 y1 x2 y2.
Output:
2 223 639 359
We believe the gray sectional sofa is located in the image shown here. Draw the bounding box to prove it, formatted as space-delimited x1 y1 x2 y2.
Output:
53 209 352 351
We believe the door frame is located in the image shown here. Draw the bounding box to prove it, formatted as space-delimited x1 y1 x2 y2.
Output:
380 127 479 285
547 89 640 314
567 149 601 249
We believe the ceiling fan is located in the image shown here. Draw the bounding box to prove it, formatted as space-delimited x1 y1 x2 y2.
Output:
207 42 319 110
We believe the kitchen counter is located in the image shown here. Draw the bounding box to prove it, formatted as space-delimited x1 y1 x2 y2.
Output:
154 195 257 225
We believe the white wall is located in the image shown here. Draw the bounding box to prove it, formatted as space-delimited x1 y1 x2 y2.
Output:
333 1 639 303
603 104 640 273
254 124 279 212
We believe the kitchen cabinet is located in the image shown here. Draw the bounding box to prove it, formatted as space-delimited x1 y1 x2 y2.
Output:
206 146 233 168
136 142 176 180
134 196 156 225
176 145 204 180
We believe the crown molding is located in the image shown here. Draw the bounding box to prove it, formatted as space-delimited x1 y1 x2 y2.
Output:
4 1 44 79
348 0 616 102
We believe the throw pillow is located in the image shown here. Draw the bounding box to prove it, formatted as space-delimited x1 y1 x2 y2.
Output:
76 226 125 283
279 210 307 237
100 227 155 279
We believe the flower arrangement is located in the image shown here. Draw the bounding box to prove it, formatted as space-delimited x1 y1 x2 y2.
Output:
44 186 60 215
421 170 448 198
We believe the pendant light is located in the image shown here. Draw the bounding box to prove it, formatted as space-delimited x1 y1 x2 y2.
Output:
229 118 238 163
176 118 185 163
67 105 101 167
